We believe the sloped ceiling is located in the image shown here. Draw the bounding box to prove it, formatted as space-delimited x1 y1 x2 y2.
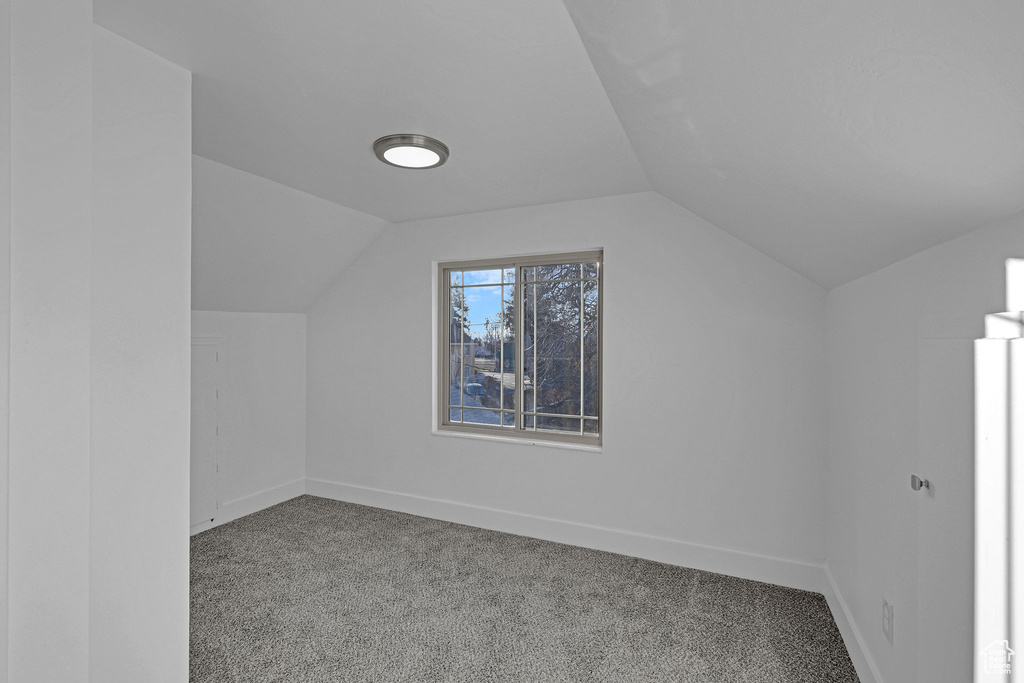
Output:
562 0 1024 287
94 0 648 224
95 0 1024 294
192 156 388 312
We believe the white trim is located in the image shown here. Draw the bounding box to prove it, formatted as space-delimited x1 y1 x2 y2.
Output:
984 311 1024 340
822 565 882 683
431 261 439 435
191 338 224 529
435 251 605 449
189 478 306 536
191 335 224 344
430 428 602 452
305 477 822 593
188 519 217 536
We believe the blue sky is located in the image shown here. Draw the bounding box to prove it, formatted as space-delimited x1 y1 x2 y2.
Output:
457 269 510 338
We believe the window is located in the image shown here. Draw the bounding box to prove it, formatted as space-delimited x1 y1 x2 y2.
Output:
438 251 602 446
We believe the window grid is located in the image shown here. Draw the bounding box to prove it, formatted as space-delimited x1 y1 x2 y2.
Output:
447 273 515 426
519 267 600 436
438 251 602 446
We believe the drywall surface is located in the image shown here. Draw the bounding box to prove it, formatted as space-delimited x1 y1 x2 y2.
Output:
90 27 191 682
8 14 191 682
0 1 12 676
827 211 1024 682
307 191 828 567
192 311 307 507
192 155 389 313
8 1 93 679
564 0 1024 290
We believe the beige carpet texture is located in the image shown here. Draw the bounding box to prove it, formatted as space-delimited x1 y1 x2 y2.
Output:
190 495 859 682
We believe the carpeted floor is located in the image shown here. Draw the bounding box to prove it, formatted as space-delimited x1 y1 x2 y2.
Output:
190 495 859 682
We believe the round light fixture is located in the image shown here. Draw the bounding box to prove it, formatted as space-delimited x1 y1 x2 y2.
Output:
373 134 449 169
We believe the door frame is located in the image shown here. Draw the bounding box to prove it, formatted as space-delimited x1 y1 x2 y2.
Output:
190 336 223 535
975 315 1024 681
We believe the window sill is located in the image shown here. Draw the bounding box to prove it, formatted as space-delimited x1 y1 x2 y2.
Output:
431 428 603 453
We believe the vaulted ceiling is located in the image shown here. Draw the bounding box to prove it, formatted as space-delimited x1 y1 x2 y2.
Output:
95 0 1024 297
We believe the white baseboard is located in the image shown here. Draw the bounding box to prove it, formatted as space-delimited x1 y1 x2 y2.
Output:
305 477 823 593
822 565 882 683
190 478 306 536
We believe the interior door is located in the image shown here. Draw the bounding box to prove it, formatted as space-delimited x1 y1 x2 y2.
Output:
191 341 221 529
917 337 975 681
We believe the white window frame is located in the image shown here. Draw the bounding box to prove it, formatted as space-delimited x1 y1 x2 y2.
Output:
436 250 603 447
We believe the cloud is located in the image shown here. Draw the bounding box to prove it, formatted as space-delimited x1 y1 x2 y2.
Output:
463 269 504 286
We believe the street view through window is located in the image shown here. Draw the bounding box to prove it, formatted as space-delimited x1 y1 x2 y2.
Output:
444 254 600 441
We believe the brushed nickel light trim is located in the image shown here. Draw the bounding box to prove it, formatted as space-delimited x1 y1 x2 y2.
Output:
373 134 449 169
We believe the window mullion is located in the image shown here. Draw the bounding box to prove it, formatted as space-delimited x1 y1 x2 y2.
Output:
515 264 524 431
579 274 585 436
442 274 449 424
458 280 464 411
532 278 537 432
499 283 504 418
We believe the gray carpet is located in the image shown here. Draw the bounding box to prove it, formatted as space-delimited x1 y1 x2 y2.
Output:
190 495 859 682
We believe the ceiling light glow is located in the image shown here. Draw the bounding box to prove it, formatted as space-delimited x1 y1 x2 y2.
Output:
383 146 440 168
374 134 449 170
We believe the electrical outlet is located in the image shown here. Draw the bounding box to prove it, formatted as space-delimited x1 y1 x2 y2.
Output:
882 598 894 645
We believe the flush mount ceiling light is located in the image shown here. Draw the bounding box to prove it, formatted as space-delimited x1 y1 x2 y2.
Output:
373 134 449 169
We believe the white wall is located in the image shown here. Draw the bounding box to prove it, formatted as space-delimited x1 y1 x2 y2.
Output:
192 311 307 523
827 211 1024 682
192 155 389 313
8 1 93 679
90 27 191 682
6 11 191 681
307 191 829 580
0 1 11 676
